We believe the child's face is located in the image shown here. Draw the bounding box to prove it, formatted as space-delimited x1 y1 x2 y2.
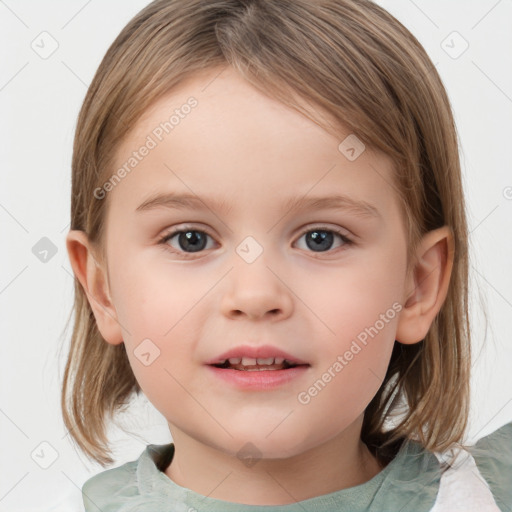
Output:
99 66 410 459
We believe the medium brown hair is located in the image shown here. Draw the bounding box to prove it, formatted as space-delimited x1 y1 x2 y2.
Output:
61 0 471 467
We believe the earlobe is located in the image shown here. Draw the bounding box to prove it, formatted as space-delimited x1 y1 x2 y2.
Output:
65 230 124 345
395 226 455 345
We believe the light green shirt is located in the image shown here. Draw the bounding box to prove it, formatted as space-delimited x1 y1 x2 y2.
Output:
82 421 512 511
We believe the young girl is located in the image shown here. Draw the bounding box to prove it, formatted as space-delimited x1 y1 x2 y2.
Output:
62 0 512 510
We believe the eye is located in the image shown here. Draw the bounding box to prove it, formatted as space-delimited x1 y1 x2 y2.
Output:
158 226 216 258
158 224 354 258
294 226 353 255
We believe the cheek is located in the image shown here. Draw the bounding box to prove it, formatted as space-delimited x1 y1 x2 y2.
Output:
108 259 212 410
111 249 209 339
296 244 405 395
302 244 406 339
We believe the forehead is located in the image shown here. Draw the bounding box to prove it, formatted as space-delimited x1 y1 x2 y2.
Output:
120 67 340 156
106 67 399 221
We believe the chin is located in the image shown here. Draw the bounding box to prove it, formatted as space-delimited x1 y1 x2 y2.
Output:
215 426 315 462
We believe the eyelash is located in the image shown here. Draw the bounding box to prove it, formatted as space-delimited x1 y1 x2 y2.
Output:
157 224 354 259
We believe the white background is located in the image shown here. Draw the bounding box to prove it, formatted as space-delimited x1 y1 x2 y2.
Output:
1 0 511 510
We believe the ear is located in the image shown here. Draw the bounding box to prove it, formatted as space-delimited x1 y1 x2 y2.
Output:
395 226 455 345
66 230 124 345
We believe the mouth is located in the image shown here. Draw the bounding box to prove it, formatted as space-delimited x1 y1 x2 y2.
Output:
210 357 309 371
206 355 310 390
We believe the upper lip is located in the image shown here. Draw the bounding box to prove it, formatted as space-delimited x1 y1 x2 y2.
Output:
205 344 309 365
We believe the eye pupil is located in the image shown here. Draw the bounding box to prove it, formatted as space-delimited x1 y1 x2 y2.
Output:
307 230 334 252
179 231 207 252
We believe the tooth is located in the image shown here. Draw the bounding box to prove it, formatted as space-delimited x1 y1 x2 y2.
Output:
274 357 284 365
228 357 242 364
241 357 257 365
244 367 279 371
256 357 274 365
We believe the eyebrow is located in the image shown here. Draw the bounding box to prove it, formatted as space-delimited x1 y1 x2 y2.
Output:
135 192 381 219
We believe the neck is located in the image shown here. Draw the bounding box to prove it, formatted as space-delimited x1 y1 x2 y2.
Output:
164 421 384 506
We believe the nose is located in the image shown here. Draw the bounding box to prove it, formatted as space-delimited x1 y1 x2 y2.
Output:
220 257 294 321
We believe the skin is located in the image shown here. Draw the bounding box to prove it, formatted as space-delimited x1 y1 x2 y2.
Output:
67 66 454 505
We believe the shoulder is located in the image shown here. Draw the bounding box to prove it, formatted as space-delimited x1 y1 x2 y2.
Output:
82 459 139 510
469 421 512 510
430 421 512 512
82 443 175 511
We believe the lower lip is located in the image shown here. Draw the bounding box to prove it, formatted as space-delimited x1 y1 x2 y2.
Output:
206 365 310 390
